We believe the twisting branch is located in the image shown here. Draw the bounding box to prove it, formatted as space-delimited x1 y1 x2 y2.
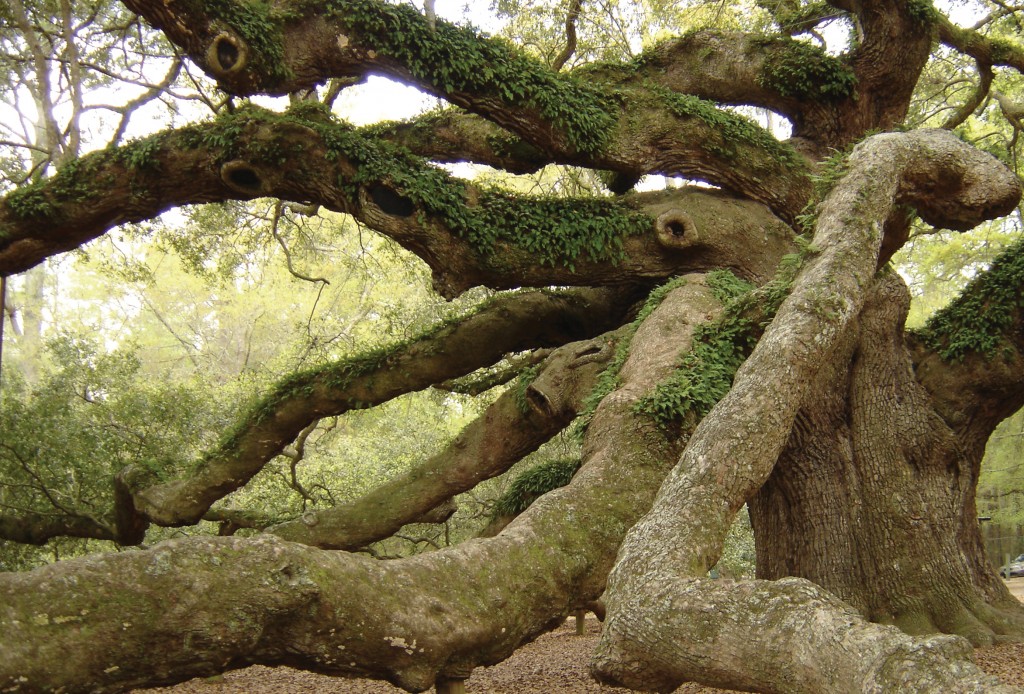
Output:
269 201 330 285
551 0 583 72
269 332 620 549
119 287 637 528
941 61 994 131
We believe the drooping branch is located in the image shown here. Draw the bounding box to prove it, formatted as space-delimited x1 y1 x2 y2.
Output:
0 276 724 693
121 286 636 528
269 331 621 549
593 129 1021 691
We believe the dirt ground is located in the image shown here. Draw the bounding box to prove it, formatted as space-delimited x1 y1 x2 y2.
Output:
138 579 1024 694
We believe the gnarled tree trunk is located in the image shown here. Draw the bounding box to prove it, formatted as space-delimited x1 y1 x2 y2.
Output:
752 271 1024 645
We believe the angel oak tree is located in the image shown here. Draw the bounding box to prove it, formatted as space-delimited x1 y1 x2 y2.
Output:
2 0 1024 692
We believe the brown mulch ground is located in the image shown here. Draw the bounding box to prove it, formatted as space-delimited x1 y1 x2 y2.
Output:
138 579 1024 694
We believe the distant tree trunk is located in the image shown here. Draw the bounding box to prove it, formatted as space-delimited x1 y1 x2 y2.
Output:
750 272 1024 644
0 275 6 388
11 264 46 384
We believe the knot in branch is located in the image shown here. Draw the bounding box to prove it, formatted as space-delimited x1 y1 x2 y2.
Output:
655 209 699 249
206 31 250 77
221 160 267 196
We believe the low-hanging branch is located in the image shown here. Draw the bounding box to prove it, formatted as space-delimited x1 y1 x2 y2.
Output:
0 276 722 693
269 330 622 549
116 287 635 529
0 509 115 545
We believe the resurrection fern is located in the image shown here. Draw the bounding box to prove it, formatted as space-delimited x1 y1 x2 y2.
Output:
514 364 541 415
492 457 581 516
635 260 808 430
326 0 618 153
915 236 1024 362
575 276 690 436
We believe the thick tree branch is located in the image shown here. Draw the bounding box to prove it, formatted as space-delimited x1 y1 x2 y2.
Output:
121 287 636 528
269 331 620 549
118 0 814 218
0 277 722 693
594 577 1018 693
0 107 797 292
0 510 114 545
938 17 1024 75
910 236 1024 456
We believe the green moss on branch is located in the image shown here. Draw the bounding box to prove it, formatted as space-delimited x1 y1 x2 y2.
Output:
756 37 857 102
325 0 619 153
915 236 1024 362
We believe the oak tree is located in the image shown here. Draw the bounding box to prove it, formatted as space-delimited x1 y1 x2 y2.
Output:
2 1 1024 692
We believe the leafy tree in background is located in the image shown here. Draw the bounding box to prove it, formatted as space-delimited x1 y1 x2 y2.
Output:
1 0 1024 692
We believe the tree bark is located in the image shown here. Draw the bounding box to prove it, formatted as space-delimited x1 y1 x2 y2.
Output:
594 577 1019 693
751 271 1024 645
592 129 1021 691
269 331 621 548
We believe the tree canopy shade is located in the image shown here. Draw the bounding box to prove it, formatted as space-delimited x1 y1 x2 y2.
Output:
3 0 1024 692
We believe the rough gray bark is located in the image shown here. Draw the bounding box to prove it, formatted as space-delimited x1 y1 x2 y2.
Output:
594 577 1019 693
752 271 1024 645
592 130 1021 691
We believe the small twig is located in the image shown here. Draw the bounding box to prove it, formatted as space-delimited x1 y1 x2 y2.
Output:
270 201 331 285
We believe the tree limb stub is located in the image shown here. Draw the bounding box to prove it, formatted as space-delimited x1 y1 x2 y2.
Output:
269 332 621 549
0 277 724 693
594 129 1021 691
127 287 635 528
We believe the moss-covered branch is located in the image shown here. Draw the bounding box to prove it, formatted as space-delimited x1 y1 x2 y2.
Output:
910 236 1024 451
0 105 797 293
0 277 721 693
938 17 1024 75
125 287 635 528
270 332 621 549
117 0 817 218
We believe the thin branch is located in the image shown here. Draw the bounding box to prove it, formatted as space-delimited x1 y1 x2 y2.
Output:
941 61 993 131
270 201 331 286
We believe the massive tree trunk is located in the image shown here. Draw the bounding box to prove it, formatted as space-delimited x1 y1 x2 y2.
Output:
591 129 1024 692
752 271 1024 644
